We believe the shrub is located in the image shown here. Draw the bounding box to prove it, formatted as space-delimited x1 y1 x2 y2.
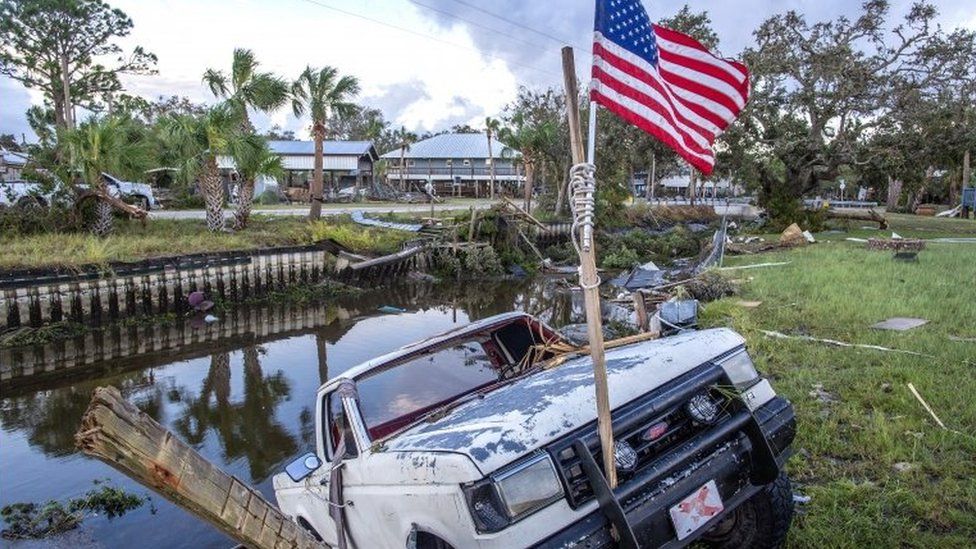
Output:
256 189 281 205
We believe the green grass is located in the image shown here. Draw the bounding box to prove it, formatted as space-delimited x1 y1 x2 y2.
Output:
0 215 414 271
700 216 976 547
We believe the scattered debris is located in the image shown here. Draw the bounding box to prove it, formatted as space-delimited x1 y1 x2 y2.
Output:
866 238 925 251
378 305 406 314
0 482 152 540
809 383 837 404
845 237 868 243
871 317 928 331
718 261 792 271
907 383 947 430
779 223 806 246
736 300 763 308
608 261 666 290
557 323 618 346
935 205 961 218
792 493 811 505
350 210 423 232
203 314 218 324
187 291 214 312
948 334 976 343
681 271 737 302
802 230 816 243
891 232 903 240
760 330 932 357
659 299 698 334
892 462 914 474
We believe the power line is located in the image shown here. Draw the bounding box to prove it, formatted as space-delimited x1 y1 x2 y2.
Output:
407 0 550 52
444 0 589 50
294 0 561 78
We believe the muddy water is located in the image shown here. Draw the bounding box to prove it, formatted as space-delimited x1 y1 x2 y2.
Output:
0 278 579 548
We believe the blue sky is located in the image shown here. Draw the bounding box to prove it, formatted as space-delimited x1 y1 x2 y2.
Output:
2 0 974 144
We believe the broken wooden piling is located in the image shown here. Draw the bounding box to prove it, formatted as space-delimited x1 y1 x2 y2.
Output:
75 386 325 549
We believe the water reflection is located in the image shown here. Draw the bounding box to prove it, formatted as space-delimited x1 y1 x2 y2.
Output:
0 277 577 548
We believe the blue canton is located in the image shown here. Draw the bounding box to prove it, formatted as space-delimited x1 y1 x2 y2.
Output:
595 0 659 67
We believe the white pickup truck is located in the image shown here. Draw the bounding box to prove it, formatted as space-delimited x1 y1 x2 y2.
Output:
273 312 796 548
0 173 159 209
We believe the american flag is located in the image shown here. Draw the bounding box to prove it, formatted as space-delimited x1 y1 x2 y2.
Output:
590 0 750 175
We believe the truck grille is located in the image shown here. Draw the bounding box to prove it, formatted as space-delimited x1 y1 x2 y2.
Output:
550 383 732 509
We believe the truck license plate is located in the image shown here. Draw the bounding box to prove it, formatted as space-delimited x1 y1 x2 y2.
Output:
669 479 724 541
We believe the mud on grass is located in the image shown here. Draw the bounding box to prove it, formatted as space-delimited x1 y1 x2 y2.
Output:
699 237 976 547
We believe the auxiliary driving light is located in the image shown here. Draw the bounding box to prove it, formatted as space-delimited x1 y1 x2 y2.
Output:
686 392 720 424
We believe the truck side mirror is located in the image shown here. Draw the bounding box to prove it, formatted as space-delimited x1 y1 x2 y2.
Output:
284 452 323 482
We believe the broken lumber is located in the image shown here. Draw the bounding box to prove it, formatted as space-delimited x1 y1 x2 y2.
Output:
866 238 925 251
825 207 888 229
759 330 932 357
75 386 325 549
718 261 792 271
907 383 947 430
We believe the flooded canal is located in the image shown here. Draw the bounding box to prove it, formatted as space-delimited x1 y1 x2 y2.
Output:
0 277 580 548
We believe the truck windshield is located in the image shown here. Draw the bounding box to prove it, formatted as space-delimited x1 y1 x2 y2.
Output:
356 341 499 440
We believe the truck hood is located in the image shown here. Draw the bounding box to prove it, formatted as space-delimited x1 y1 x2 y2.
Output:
384 328 745 474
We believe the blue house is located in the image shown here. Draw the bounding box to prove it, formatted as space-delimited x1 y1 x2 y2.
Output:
381 133 523 197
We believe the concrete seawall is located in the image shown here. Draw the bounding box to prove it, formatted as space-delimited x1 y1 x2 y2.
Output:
0 243 341 332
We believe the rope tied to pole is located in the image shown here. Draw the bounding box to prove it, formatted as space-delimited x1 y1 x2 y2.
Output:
570 161 600 289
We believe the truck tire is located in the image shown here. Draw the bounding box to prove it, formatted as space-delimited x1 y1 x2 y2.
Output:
703 471 794 549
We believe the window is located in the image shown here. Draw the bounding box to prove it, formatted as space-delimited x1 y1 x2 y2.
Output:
325 391 358 460
407 160 416 167
463 159 471 166
485 158 493 166
445 159 453 166
355 342 499 440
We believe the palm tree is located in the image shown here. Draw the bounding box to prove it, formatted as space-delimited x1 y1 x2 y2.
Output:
393 126 418 193
484 116 501 200
291 66 360 220
203 49 289 133
233 137 283 229
161 104 257 232
203 49 288 223
63 115 152 236
499 115 556 214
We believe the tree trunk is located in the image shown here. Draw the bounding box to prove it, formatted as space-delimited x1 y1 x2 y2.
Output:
309 123 325 220
60 53 74 130
555 161 567 216
92 200 114 237
521 161 531 212
487 133 496 200
645 153 656 201
202 155 225 232
75 386 325 549
963 149 972 200
886 176 902 210
687 167 697 206
234 178 256 230
399 146 406 192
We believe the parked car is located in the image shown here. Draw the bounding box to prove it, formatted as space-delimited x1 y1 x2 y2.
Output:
273 312 796 548
102 173 160 210
0 179 62 208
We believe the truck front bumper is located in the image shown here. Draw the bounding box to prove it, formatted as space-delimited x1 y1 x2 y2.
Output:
534 395 795 549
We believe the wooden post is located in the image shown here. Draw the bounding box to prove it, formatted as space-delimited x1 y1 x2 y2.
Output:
468 206 478 243
75 386 325 549
561 46 617 489
632 291 648 333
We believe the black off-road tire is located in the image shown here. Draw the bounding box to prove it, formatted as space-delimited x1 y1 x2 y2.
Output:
703 471 794 549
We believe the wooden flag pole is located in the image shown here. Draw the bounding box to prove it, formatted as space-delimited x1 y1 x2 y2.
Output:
561 46 617 489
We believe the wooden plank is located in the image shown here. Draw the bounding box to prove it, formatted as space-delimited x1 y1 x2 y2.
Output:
75 386 325 549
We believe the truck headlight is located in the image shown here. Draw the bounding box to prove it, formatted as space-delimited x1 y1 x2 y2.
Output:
464 453 564 533
717 350 760 390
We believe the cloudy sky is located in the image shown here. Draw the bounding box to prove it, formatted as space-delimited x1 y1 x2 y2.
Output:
2 0 974 144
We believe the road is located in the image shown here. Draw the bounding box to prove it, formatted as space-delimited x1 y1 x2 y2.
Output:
150 200 496 220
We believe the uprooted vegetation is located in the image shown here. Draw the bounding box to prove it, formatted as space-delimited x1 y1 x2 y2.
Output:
0 481 153 540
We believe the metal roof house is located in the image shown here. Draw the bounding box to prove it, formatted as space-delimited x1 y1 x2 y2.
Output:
1 147 30 182
218 140 379 198
380 133 523 197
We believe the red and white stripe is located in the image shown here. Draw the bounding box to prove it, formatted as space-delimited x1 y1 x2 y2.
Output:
590 26 750 175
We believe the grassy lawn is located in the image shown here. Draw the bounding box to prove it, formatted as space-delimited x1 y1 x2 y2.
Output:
700 215 976 547
0 215 415 271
